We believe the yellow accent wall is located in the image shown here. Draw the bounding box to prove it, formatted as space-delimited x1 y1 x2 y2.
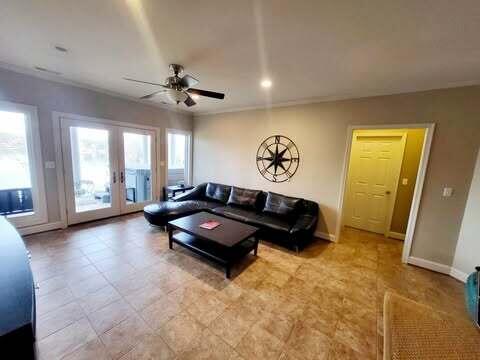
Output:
390 129 426 234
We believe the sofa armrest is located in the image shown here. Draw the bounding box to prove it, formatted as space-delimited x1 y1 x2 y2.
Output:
290 213 317 235
172 184 206 202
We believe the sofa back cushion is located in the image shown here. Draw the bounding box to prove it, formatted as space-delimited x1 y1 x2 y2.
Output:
227 186 261 209
262 192 302 219
205 183 231 204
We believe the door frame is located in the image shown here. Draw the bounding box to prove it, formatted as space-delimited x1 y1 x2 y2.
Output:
344 131 407 237
336 123 435 264
165 128 193 187
0 100 48 228
52 112 161 227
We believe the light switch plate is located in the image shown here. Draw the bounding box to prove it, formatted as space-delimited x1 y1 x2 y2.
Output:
45 161 56 169
443 187 453 197
402 178 408 185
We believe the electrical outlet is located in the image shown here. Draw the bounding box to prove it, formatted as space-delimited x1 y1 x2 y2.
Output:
402 178 408 185
45 161 55 169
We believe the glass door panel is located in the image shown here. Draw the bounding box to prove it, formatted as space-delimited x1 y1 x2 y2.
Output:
61 119 120 224
120 129 155 212
70 127 112 212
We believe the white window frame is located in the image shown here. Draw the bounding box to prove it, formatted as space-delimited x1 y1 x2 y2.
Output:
165 128 192 186
0 100 47 227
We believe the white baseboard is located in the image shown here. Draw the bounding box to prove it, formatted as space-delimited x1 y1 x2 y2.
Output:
450 267 468 283
315 231 336 242
388 231 405 240
407 256 451 275
17 221 66 236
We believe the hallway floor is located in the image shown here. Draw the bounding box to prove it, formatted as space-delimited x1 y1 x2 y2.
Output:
25 214 466 360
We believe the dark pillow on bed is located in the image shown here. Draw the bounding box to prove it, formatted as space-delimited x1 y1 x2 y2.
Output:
227 186 261 209
205 183 231 204
262 192 302 218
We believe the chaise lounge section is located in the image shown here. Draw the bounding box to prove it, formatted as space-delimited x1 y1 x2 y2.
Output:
144 182 319 251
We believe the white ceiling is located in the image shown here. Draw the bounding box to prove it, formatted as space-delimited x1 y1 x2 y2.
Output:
1 0 479 114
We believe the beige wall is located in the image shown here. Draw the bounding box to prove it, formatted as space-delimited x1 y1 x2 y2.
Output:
452 149 480 275
193 86 480 266
0 68 193 225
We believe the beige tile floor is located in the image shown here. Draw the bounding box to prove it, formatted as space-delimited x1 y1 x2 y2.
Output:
24 213 467 360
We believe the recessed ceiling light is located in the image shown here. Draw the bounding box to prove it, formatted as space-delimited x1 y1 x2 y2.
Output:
191 94 200 100
260 79 272 88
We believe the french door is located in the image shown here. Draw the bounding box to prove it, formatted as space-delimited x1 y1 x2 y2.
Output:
61 118 156 224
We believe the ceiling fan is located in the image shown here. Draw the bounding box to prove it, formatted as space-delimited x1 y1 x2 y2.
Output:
124 64 225 107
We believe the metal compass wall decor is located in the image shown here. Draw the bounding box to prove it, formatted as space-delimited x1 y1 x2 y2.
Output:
256 135 300 183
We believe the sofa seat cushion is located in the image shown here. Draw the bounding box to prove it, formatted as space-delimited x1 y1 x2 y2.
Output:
211 206 257 223
205 183 231 204
144 200 217 226
248 213 292 233
227 186 261 209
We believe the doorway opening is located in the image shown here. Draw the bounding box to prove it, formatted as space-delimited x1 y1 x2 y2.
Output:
337 124 434 263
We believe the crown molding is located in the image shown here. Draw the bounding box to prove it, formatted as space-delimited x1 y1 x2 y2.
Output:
194 79 480 117
2 61 478 118
0 61 192 116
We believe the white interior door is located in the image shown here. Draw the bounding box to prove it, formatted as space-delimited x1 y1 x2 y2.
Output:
61 118 120 224
119 127 156 213
344 133 406 234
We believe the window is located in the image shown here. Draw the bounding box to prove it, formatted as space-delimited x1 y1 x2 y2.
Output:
167 132 186 170
166 130 191 186
0 101 47 227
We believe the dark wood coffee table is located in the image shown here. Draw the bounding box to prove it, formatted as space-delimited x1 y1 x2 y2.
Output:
167 212 259 278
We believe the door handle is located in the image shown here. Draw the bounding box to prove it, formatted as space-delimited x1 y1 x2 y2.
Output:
113 171 117 184
120 171 124 183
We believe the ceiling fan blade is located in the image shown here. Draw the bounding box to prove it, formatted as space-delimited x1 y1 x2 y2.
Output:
179 74 199 88
123 77 168 87
187 88 225 99
140 90 165 99
184 95 196 107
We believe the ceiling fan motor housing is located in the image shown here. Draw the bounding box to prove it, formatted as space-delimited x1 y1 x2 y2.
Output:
169 64 184 76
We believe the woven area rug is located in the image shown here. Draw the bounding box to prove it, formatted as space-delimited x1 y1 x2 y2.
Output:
383 291 480 360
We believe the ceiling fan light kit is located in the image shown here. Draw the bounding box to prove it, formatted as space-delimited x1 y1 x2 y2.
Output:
124 64 225 107
166 88 188 104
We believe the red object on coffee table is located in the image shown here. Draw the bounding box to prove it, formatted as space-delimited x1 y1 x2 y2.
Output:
199 220 221 230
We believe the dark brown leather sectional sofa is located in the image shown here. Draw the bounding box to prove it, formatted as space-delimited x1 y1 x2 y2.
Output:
144 182 319 251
